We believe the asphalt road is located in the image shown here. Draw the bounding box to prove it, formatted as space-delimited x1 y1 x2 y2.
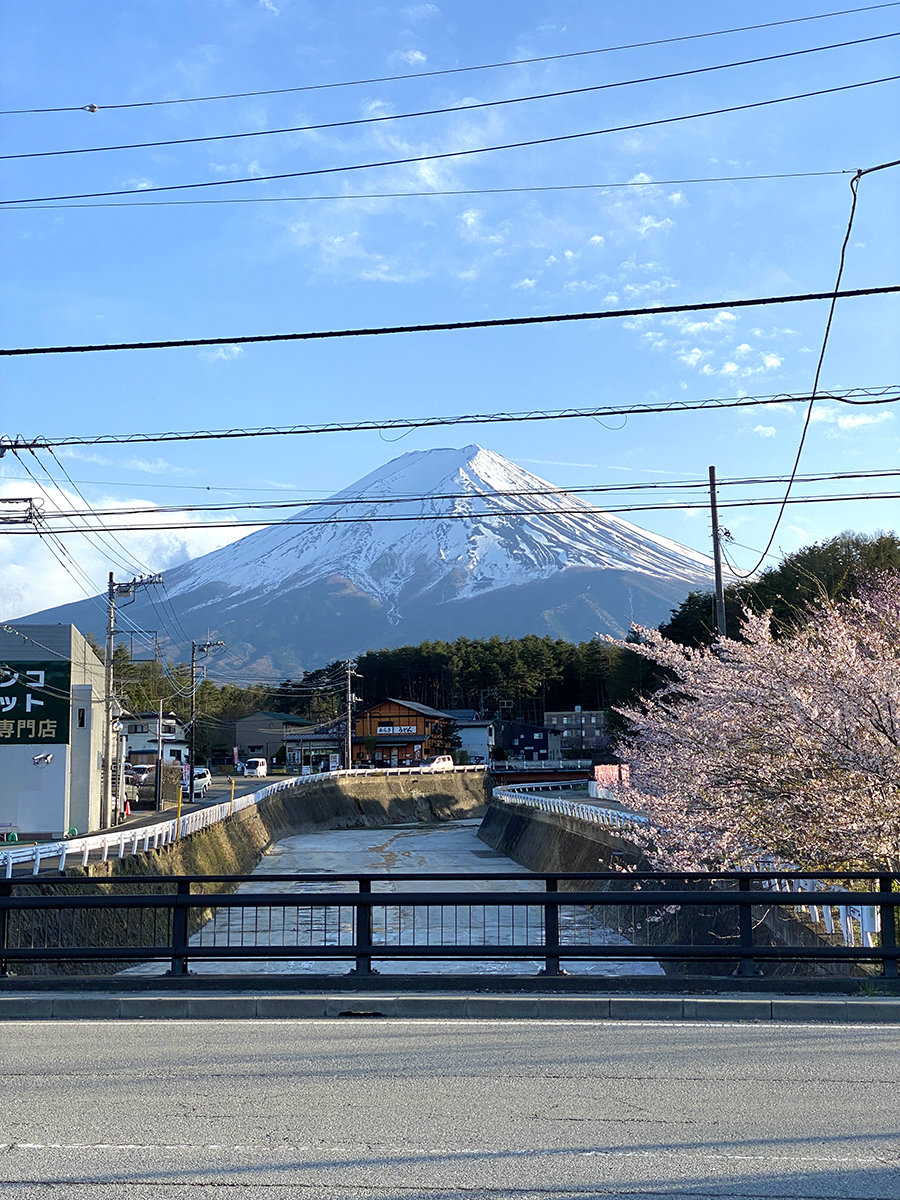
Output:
1 1018 898 1198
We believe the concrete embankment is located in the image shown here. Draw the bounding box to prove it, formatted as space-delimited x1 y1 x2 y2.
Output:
477 798 638 873
82 769 491 883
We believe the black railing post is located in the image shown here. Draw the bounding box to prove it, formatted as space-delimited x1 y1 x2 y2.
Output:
736 873 758 977
0 880 10 977
879 874 898 979
168 881 191 976
350 878 375 976
540 877 562 977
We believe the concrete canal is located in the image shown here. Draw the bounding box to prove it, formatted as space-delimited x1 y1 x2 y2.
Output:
132 818 663 977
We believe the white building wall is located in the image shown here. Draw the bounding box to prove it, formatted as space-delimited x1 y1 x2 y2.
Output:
0 625 105 837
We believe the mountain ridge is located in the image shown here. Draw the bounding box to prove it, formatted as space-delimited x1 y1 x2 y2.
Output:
15 445 715 673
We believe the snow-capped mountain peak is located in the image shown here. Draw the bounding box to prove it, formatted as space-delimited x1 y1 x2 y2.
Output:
165 444 713 611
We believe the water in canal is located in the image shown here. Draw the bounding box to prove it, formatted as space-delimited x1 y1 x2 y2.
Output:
152 819 663 977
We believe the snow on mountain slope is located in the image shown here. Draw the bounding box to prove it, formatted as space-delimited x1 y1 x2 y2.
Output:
165 445 713 615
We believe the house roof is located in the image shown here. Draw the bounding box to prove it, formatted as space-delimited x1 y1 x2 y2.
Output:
284 731 343 745
237 710 315 727
380 697 451 719
125 712 182 722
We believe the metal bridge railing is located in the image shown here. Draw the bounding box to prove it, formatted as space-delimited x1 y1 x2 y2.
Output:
0 870 896 981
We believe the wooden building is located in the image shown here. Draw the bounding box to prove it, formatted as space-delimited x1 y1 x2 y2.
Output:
352 698 452 767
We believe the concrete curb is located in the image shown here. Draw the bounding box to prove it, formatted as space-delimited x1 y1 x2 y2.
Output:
1 992 899 1023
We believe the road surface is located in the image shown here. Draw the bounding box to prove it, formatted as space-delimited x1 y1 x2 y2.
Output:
0 1018 897 1198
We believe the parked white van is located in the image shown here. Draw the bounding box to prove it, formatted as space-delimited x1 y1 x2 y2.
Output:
244 758 268 777
420 755 454 771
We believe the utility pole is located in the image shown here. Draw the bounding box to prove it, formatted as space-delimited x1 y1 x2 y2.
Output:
708 466 727 638
154 699 163 812
186 637 225 820
102 572 161 828
345 659 359 769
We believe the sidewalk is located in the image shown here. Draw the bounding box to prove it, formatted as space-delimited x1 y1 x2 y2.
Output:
1 989 899 1022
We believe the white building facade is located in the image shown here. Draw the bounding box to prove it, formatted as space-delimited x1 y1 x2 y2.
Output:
0 624 106 839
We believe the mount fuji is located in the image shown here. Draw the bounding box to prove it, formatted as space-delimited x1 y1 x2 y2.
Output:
18 445 715 674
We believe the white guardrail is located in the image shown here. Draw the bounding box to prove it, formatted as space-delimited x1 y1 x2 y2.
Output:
491 783 882 950
492 781 648 833
2 765 487 878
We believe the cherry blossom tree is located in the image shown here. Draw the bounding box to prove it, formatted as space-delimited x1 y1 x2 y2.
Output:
609 574 900 872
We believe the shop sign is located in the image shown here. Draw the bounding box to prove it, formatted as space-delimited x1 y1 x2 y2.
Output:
376 724 417 734
0 660 71 745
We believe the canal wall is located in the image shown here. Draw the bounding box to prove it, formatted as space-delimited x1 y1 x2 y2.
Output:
478 800 852 979
84 769 492 883
477 799 641 872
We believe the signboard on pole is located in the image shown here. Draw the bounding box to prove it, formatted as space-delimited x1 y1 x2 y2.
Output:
0 661 71 744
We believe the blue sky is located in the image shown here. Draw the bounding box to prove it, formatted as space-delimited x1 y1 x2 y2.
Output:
1 0 898 620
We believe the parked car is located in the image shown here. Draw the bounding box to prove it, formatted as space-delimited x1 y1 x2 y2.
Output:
132 764 154 785
181 767 212 797
420 755 454 771
243 758 267 778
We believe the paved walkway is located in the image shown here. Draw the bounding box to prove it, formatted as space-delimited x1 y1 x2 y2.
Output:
1 989 899 1023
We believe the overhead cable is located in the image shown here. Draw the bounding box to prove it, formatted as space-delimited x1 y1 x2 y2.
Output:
731 157 900 577
3 386 897 451
22 466 900 521
4 2 896 115
19 488 900 535
3 286 896 358
4 76 897 207
1 170 854 212
8 33 896 163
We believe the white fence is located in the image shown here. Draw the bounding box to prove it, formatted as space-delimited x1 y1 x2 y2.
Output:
2 765 486 877
492 781 648 833
491 783 884 950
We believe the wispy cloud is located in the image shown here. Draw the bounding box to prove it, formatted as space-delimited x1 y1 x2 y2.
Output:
200 344 244 363
753 425 778 438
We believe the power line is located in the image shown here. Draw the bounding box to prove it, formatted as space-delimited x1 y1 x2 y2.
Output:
0 170 855 213
3 286 896 358
731 158 900 578
9 34 895 163
3 385 896 451
5 76 897 207
23 466 900 521
4 2 896 115
15 488 900 535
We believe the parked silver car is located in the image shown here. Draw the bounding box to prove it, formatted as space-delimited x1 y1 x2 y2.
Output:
181 767 212 797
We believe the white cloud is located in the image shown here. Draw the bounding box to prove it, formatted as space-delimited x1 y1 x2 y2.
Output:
0 479 248 619
200 345 243 363
753 425 778 438
403 3 439 17
636 215 675 236
396 49 427 65
458 208 506 245
837 411 894 430
512 277 536 289
259 0 279 12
